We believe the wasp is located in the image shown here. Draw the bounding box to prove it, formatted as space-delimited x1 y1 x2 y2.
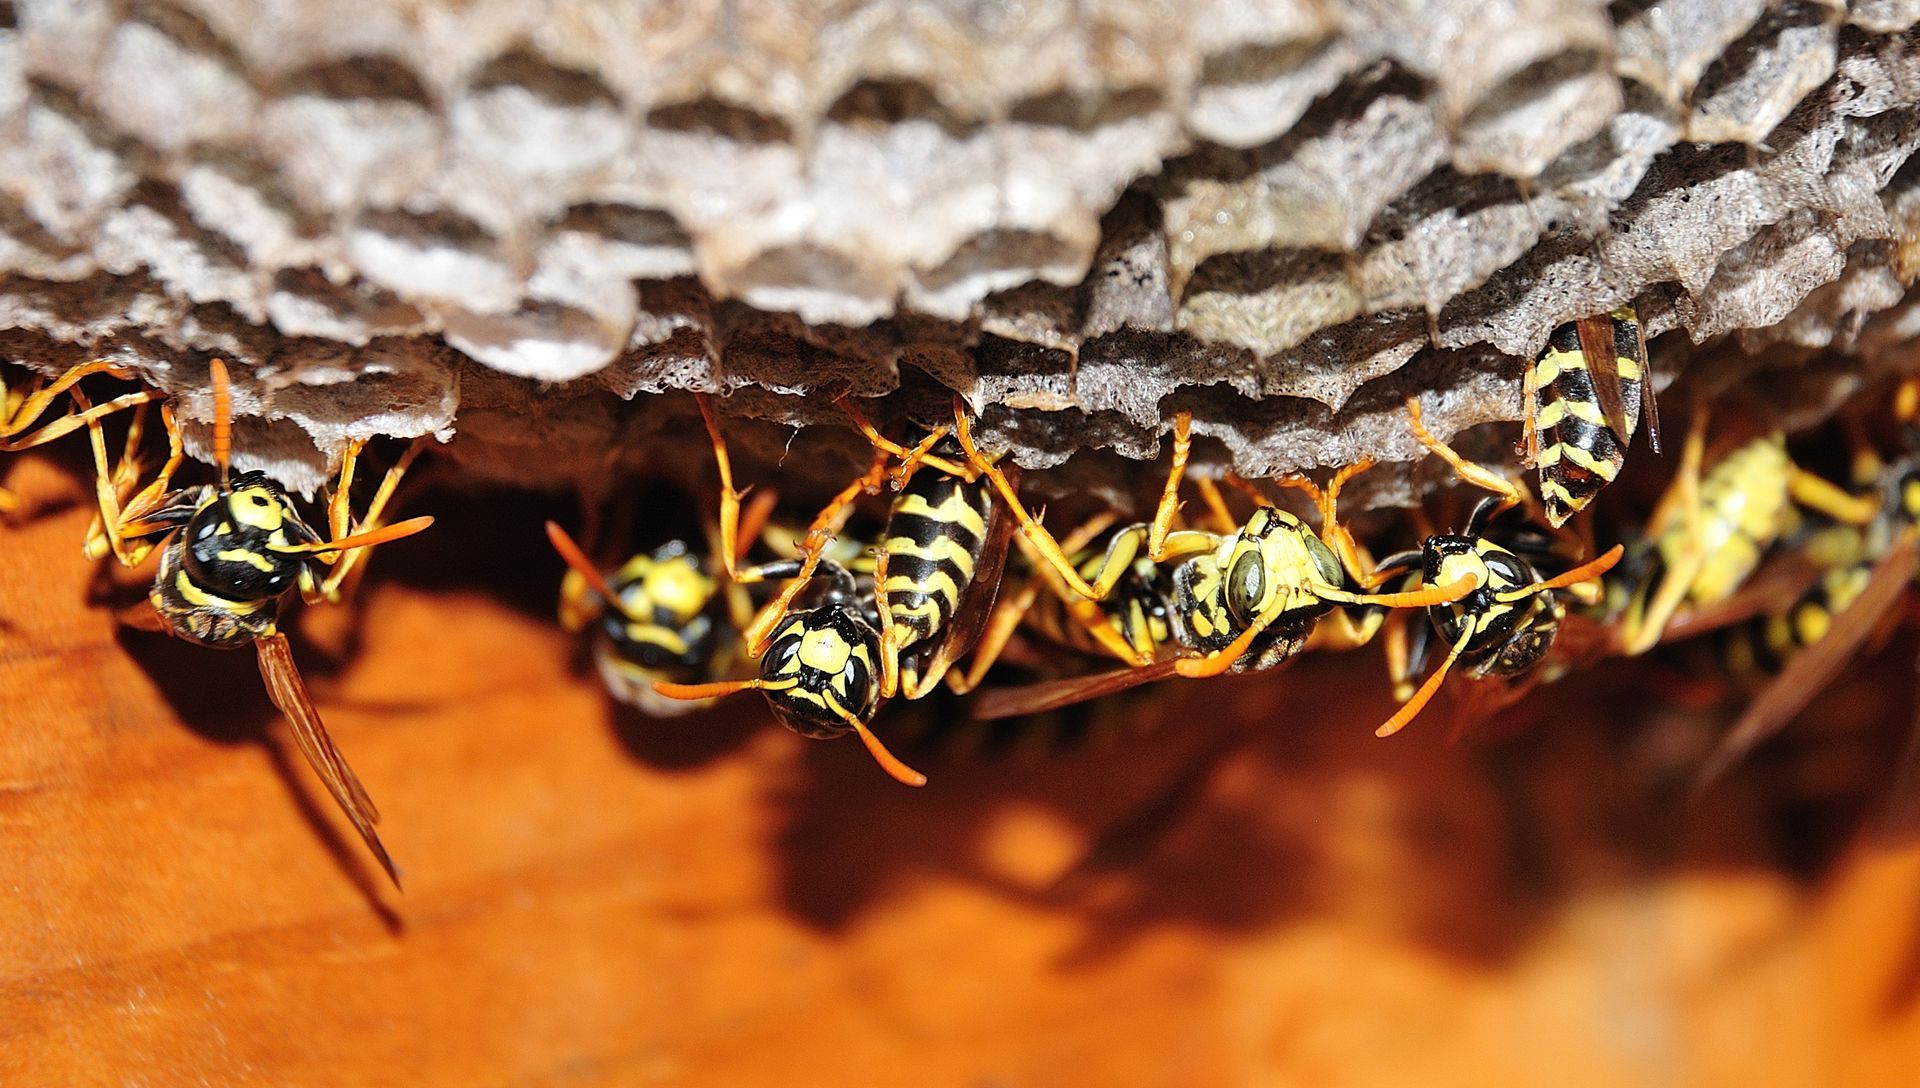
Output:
918 509 1183 721
839 401 1017 702
1689 393 1920 787
541 477 780 717
957 407 1477 718
80 359 433 887
1615 407 1882 655
544 526 748 716
0 360 158 512
1367 400 1624 738
1014 512 1175 668
647 396 970 787
1525 307 1662 528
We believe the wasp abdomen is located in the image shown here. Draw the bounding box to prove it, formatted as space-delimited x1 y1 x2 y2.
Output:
1534 308 1644 526
882 476 989 646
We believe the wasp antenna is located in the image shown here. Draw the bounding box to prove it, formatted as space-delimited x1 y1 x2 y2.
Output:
849 717 928 787
544 520 631 603
652 677 766 701
1175 610 1275 678
1345 573 1479 609
1376 627 1473 737
283 515 435 554
1503 544 1624 600
735 489 779 564
208 358 233 490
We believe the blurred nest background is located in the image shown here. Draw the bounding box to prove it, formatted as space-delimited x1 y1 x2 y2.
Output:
6 1 1920 1085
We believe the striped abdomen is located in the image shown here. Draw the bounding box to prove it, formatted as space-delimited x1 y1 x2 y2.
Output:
881 472 991 652
1534 308 1644 526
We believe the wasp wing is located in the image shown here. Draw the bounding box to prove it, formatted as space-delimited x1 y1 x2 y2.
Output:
1695 530 1920 792
255 631 399 888
1658 548 1829 644
1573 315 1633 447
972 659 1185 720
114 601 172 634
1631 318 1662 455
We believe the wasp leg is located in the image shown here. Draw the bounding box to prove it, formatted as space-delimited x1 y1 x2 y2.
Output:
78 396 153 553
738 453 889 656
1381 607 1424 703
1220 474 1272 509
1145 412 1194 561
1012 523 1159 667
953 400 1107 599
312 437 430 603
701 391 873 653
0 360 137 439
1304 606 1387 653
695 393 754 582
1621 406 1709 655
0 387 155 453
1787 466 1880 527
78 392 180 568
1282 457 1391 588
1520 353 1541 465
838 396 973 482
1408 398 1527 511
943 581 1042 696
1194 477 1239 536
695 508 764 636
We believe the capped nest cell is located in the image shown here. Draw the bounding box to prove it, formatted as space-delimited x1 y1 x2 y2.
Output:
0 0 1917 504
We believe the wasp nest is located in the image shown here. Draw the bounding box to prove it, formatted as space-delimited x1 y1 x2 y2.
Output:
1 0 1917 502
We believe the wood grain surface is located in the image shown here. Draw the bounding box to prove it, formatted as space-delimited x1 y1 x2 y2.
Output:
4 452 1920 1087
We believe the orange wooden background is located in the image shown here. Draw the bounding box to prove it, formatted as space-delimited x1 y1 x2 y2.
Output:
5 453 1920 1086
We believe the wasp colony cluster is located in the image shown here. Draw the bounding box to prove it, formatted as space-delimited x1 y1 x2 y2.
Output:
7 1 1920 888
1 0 1918 501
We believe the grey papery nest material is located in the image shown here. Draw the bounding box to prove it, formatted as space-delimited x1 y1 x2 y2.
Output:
1 0 1917 510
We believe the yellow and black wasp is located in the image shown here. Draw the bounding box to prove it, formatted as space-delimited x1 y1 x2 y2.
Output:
81 359 433 886
649 395 1019 787
545 525 745 716
1526 307 1661 528
1688 391 1920 788
541 478 782 717
956 407 1478 718
1613 407 1881 656
1367 399 1624 738
845 407 1016 702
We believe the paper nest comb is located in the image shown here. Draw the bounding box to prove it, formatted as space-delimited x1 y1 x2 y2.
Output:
1 0 1918 508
